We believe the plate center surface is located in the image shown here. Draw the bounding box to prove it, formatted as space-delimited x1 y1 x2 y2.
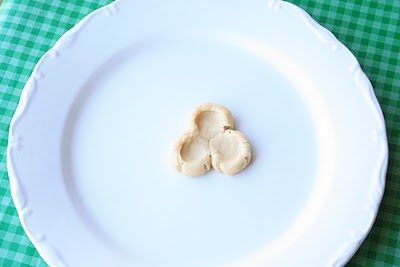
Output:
64 39 318 266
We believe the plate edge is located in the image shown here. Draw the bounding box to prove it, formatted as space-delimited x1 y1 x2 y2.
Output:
282 1 389 266
6 2 121 266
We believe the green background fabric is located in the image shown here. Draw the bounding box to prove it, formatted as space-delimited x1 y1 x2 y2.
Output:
0 0 398 266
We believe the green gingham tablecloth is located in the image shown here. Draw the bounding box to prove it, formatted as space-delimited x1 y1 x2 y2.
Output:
0 0 399 266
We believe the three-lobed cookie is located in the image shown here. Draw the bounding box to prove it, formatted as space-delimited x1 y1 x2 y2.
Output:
171 103 251 176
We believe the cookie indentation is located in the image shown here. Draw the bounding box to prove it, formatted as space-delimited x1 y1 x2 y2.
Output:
190 103 233 140
210 130 251 175
172 132 211 177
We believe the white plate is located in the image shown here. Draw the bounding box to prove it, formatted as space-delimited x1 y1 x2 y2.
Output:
7 0 388 266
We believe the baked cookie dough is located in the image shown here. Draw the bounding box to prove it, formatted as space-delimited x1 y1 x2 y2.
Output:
210 130 251 175
172 103 251 176
171 132 211 177
190 103 234 140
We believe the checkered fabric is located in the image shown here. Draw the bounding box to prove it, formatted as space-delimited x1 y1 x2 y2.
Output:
0 0 398 266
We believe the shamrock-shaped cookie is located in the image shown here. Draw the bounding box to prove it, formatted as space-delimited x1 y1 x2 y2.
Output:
171 103 251 176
